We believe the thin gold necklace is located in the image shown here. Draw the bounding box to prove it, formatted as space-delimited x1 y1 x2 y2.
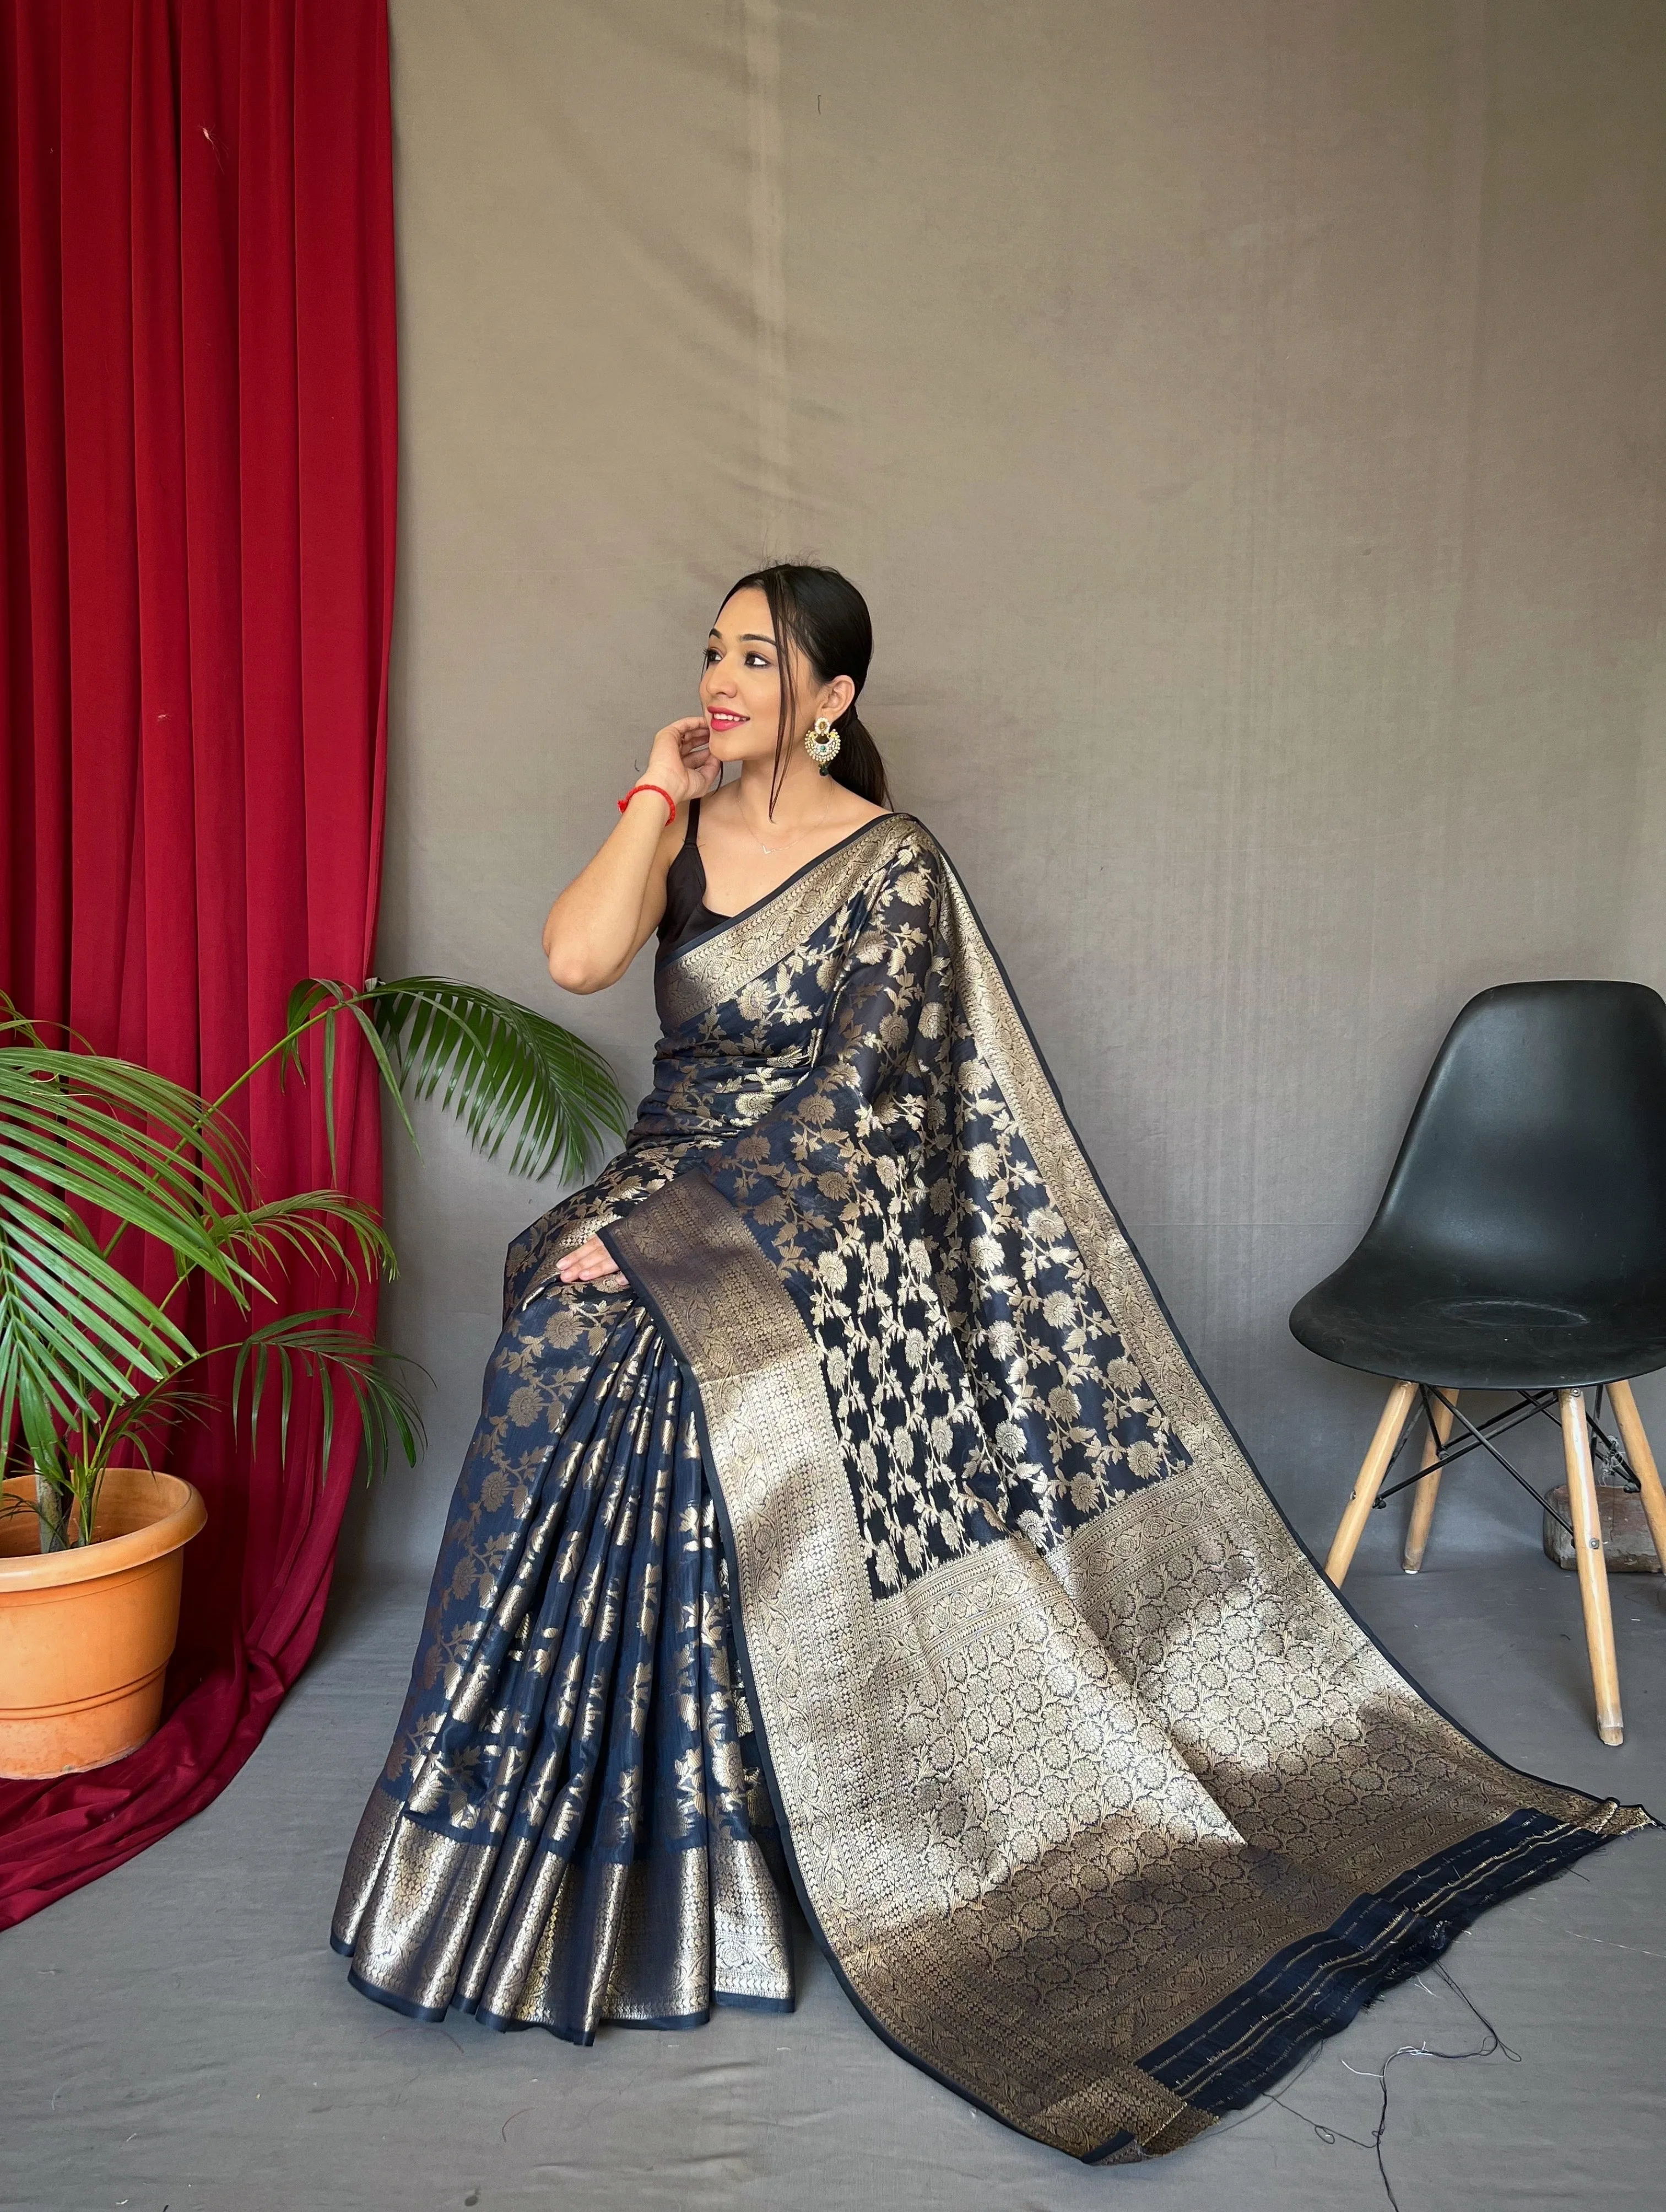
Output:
741 798 833 858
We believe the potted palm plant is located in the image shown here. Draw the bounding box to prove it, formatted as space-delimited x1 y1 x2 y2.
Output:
0 977 625 1778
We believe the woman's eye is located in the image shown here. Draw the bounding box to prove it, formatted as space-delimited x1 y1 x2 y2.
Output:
744 653 770 669
702 648 720 665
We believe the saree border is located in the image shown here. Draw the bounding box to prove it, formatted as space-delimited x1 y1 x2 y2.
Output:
602 826 1654 2158
927 836 1656 1817
657 812 919 1029
1135 1802 1625 2119
597 1185 1186 2150
606 1172 1649 2160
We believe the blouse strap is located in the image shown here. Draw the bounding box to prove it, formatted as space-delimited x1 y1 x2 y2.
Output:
683 795 701 845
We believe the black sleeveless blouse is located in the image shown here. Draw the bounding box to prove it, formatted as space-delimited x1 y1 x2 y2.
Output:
656 798 728 961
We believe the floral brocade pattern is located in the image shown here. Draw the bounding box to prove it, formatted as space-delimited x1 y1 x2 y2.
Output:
517 820 1188 1597
336 812 1648 2153
378 1312 770 1865
332 1287 791 2037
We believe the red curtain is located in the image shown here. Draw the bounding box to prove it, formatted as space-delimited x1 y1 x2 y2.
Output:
0 0 396 1926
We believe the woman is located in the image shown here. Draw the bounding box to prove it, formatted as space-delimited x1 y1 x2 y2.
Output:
333 565 1646 2162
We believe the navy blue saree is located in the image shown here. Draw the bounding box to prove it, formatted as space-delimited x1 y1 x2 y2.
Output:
333 815 1649 2160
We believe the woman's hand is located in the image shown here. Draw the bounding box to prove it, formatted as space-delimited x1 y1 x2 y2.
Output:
643 716 722 807
542 715 718 993
556 1233 625 1285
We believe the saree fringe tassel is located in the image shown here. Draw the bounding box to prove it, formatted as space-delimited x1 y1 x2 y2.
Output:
333 817 1652 2160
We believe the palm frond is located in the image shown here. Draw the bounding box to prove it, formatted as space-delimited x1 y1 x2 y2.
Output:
0 1181 198 1478
96 1380 215 1470
231 1309 429 1481
25 1382 220 1547
284 974 628 1184
4 974 598 1522
203 1189 396 1290
0 1045 253 1282
371 977 630 1180
283 978 409 1182
0 1037 263 1478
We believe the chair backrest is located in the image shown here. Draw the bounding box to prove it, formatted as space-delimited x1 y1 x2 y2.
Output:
1368 980 1666 1299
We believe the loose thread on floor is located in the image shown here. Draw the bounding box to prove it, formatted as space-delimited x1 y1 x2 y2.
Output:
1213 1959 1521 2212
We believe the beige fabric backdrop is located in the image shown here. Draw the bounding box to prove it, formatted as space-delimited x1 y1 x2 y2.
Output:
347 0 1666 1580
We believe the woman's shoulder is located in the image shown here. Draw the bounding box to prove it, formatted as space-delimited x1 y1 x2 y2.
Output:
866 806 939 854
851 812 951 904
842 806 944 864
845 793 893 825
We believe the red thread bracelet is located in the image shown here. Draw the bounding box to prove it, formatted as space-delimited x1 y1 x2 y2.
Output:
616 783 677 824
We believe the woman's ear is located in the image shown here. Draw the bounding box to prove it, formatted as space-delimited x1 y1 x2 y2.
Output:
817 673 857 723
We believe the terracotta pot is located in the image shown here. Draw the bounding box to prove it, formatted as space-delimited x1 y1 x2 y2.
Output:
0 1468 206 1779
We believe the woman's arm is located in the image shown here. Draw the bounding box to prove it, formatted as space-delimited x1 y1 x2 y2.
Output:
543 717 718 993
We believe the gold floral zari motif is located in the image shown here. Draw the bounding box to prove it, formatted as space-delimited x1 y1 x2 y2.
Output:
601 818 1649 2161
337 815 1648 2159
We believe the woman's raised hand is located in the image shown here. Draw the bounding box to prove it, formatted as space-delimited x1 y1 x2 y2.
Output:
645 716 722 807
543 717 717 993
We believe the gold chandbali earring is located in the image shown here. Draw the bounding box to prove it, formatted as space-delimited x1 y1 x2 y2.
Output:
805 714 841 774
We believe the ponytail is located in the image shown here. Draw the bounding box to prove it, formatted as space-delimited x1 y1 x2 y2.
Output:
827 706 889 806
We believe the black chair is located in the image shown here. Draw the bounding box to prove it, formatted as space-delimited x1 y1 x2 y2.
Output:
1290 980 1666 1745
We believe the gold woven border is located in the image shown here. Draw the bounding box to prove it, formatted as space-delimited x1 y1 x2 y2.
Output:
657 814 917 1030
604 860 1648 2157
609 1172 1238 2153
931 854 1636 1839
711 1829 795 2005
604 1852 712 2024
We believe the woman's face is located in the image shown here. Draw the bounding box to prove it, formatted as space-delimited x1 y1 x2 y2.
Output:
699 588 797 766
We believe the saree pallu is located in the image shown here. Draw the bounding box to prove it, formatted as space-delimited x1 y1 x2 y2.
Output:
334 814 1651 2161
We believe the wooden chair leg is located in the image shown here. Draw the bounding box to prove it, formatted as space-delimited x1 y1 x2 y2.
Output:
1560 1387 1624 1745
1606 1378 1666 1575
1402 1389 1457 1574
1326 1379 1418 1588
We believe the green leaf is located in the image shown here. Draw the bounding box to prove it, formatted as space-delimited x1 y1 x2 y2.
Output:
275 974 627 1184
279 980 338 1086
4 971 608 1521
346 997 419 1153
356 977 629 1183
0 1033 276 1478
0 1049 253 1286
0 1181 198 1476
98 1379 213 1472
203 1190 397 1289
275 977 416 1169
321 998 339 1184
229 1309 429 1481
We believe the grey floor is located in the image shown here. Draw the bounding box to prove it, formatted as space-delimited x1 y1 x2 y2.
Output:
6 1548 1664 2212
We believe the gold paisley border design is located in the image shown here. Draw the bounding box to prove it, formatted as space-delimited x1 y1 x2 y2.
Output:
657 813 919 1031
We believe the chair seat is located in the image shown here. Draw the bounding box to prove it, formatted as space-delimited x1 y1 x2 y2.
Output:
1291 1255 1666 1389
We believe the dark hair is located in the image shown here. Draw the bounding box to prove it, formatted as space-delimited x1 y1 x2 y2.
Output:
716 563 891 813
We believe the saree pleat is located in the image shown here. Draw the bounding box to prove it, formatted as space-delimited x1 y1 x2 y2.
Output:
337 813 1651 2156
333 1301 793 2038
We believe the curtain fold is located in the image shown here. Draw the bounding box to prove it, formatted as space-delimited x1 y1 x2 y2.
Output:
0 0 397 1927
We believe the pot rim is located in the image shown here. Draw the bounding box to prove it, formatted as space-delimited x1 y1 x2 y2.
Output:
0 1471 207 1593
